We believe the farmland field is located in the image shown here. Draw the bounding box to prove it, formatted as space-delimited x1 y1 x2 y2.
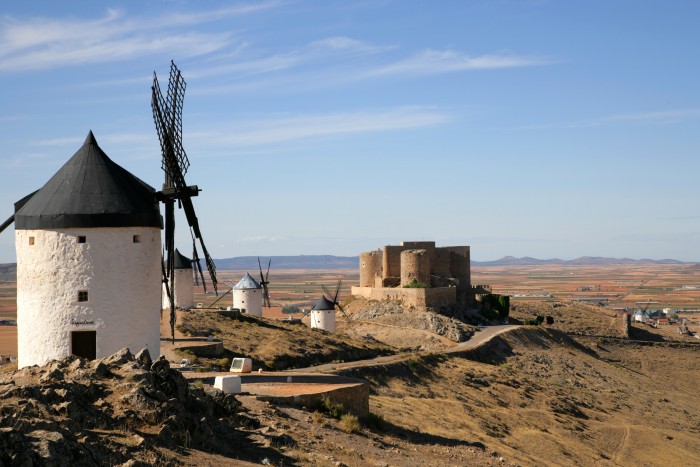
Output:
472 263 700 311
1 262 699 360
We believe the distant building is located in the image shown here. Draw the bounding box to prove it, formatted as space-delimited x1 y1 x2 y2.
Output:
162 249 194 310
232 273 263 317
351 241 475 308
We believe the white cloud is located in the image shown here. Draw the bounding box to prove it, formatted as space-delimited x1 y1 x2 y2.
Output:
0 2 282 72
192 107 450 147
237 236 284 242
362 49 550 77
513 108 700 130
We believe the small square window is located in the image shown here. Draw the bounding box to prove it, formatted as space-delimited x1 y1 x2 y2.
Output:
78 291 88 302
133 235 141 243
77 236 86 244
28 237 35 246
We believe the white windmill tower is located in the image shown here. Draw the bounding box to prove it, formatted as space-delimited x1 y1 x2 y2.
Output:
161 248 194 310
310 296 337 332
1 131 162 368
308 280 349 333
232 273 263 317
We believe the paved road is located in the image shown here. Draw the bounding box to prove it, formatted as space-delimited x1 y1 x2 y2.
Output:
287 324 519 374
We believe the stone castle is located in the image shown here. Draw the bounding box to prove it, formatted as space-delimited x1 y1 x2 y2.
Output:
351 241 479 308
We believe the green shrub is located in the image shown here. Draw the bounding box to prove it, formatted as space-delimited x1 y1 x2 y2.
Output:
217 357 231 370
480 294 510 321
191 380 204 389
407 359 419 371
320 397 346 419
536 315 544 324
363 412 386 431
546 316 554 325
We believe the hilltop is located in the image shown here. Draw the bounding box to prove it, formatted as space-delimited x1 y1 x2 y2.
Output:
2 299 699 464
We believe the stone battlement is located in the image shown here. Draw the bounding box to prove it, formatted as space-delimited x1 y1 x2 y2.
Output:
356 240 472 307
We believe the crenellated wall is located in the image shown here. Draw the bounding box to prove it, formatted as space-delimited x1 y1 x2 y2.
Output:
357 240 472 307
351 286 456 308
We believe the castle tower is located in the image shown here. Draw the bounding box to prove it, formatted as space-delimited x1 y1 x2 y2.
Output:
359 250 382 287
309 296 336 332
400 249 431 286
14 132 162 368
162 249 194 310
232 273 263 317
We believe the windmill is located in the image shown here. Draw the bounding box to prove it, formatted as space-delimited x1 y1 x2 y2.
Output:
306 279 350 332
321 279 350 319
258 257 272 308
152 61 218 341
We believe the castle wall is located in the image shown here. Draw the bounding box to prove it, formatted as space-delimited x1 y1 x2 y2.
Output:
400 249 431 286
351 286 456 308
383 245 408 278
445 246 470 287
432 247 452 278
359 250 382 287
16 227 162 368
401 241 436 250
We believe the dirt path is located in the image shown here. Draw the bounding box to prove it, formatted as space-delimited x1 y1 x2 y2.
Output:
287 325 519 373
611 425 630 464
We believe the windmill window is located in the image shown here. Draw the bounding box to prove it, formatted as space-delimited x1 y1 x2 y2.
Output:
133 235 141 243
28 237 35 246
78 291 88 302
77 236 86 244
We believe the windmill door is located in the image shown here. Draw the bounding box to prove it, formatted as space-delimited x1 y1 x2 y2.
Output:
71 331 96 360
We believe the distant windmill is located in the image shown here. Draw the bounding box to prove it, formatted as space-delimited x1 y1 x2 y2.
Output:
152 61 218 341
258 257 272 308
308 279 350 332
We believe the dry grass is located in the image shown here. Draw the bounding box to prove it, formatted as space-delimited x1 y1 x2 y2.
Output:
339 413 361 433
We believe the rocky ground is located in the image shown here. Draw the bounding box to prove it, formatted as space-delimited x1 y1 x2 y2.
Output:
3 299 700 465
342 298 478 349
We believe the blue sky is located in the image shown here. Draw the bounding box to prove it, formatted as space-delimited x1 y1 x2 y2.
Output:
0 0 698 262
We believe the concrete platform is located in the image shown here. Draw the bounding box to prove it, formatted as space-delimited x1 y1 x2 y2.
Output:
184 372 369 416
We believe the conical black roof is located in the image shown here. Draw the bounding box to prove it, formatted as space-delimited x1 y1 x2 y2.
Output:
169 249 193 270
14 131 161 229
312 296 336 311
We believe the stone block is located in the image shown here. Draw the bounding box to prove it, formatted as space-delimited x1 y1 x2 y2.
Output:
214 375 242 394
229 357 253 373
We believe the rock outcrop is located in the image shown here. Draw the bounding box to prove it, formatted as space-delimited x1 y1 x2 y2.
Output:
0 348 242 465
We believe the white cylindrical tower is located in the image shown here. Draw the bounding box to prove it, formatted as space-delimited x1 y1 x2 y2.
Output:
309 296 336 332
162 249 194 310
13 132 162 368
232 273 263 317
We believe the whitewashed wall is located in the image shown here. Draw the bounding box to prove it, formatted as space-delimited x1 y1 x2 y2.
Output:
162 268 194 310
310 309 336 332
232 288 262 317
16 227 161 368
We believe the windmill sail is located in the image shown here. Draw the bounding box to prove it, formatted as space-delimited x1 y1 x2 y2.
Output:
152 61 218 341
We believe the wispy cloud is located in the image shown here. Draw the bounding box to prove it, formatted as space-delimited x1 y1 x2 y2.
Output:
0 3 281 72
191 107 450 147
513 108 700 130
236 236 284 242
362 49 551 77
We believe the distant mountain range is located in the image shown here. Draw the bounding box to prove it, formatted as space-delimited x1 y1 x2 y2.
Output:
214 255 359 270
471 256 690 266
214 255 693 270
0 256 693 275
